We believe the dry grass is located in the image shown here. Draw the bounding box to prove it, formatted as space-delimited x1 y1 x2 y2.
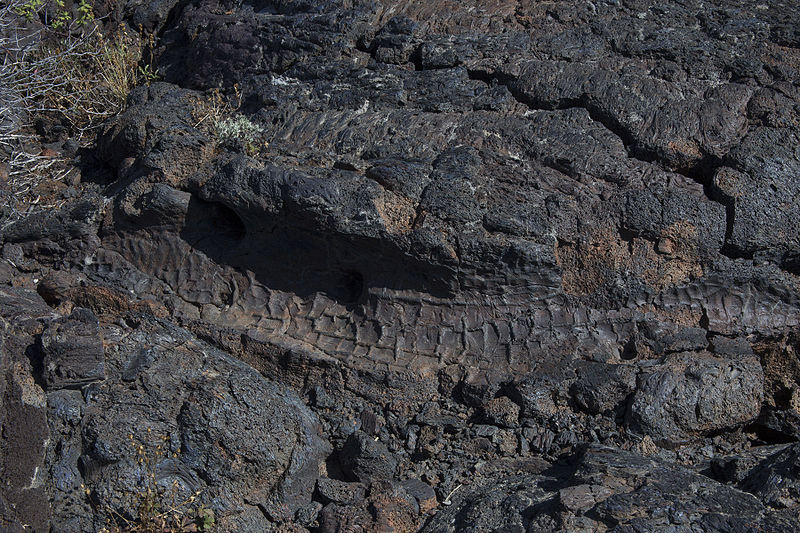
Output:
0 149 71 228
190 85 242 133
0 0 153 227
95 433 215 533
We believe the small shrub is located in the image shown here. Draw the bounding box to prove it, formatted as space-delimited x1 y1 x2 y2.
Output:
215 114 264 149
96 432 215 533
191 86 240 133
190 86 267 155
13 0 45 20
16 0 95 28
0 0 157 226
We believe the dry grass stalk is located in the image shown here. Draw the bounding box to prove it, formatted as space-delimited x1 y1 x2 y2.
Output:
0 0 152 225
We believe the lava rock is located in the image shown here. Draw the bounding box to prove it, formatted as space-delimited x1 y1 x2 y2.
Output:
0 288 52 532
711 444 792 484
457 369 508 409
6 0 800 529
752 408 800 442
511 374 565 420
716 128 800 262
39 308 105 390
570 361 637 415
401 478 437 514
316 478 367 505
627 352 764 445
123 0 182 33
339 430 398 482
739 443 800 509
294 501 323 528
636 320 709 355
415 425 444 459
61 316 330 530
421 445 800 532
96 83 212 182
318 480 419 533
710 335 755 357
482 396 520 428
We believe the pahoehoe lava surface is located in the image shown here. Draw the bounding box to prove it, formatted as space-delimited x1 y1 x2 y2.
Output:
2 1 800 531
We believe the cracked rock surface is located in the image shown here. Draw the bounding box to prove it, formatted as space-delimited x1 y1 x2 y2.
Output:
2 0 800 531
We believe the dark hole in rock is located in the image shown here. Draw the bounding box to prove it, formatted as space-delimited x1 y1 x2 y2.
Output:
324 454 349 482
773 386 793 410
782 252 800 275
180 198 455 303
181 197 246 245
26 341 47 391
207 202 247 242
331 270 364 304
746 421 799 446
620 338 637 360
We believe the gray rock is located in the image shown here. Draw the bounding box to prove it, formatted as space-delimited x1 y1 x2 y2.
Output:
295 501 323 528
7 0 800 529
401 478 437 514
716 128 800 265
339 430 398 482
96 82 212 184
753 408 800 442
122 0 182 32
421 445 800 532
739 443 800 509
316 478 366 505
40 308 105 390
46 389 89 533
55 316 330 529
710 335 755 357
481 396 520 428
0 289 52 532
511 373 569 420
570 361 637 415
636 320 709 355
627 352 763 445
580 446 796 533
711 444 792 484
317 479 418 533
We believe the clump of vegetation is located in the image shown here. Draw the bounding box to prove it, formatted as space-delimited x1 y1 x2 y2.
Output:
215 114 264 150
0 0 158 225
190 85 267 156
1 0 153 139
95 432 215 533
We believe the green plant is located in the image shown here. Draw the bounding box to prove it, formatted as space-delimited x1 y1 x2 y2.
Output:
16 0 95 29
75 0 93 25
191 84 265 155
51 0 73 29
14 0 44 20
138 64 160 84
191 86 241 130
94 27 155 105
1 1 156 137
135 28 160 86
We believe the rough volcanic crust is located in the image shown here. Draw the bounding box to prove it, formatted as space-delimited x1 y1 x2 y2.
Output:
2 0 800 531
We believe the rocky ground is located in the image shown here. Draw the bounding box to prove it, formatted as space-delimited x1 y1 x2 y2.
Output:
2 0 800 531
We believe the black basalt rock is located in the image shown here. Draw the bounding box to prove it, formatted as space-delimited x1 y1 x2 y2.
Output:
5 0 800 530
40 308 105 390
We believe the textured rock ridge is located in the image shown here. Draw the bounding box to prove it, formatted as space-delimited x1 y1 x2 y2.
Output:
2 0 800 531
